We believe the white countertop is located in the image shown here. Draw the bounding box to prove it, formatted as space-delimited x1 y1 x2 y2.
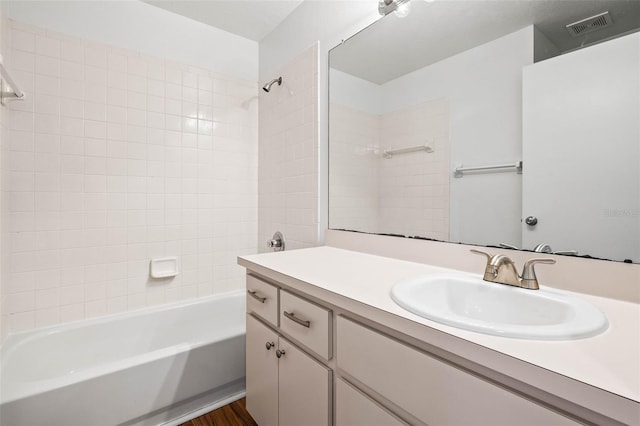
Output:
239 246 640 407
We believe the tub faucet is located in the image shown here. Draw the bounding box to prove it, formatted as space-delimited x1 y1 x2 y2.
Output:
471 249 556 290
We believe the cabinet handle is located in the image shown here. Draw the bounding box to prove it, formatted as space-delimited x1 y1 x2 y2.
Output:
265 341 274 350
276 349 285 358
283 311 311 328
247 290 266 303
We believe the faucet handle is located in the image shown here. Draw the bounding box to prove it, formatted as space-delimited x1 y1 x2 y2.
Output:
499 243 520 250
471 249 495 280
470 249 492 262
552 250 578 256
521 258 556 289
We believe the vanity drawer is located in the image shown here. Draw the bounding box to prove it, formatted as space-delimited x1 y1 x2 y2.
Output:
246 275 279 327
280 290 332 360
336 378 408 426
337 316 579 426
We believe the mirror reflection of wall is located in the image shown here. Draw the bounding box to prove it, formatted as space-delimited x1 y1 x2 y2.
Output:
330 82 450 239
329 0 640 263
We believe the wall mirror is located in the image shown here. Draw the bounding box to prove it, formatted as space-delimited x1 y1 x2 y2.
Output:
328 0 640 263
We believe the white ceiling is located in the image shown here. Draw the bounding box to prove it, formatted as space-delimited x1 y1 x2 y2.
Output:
143 0 304 41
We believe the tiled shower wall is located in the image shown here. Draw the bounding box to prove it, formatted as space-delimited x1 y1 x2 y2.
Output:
1 20 258 336
379 98 450 240
329 98 450 240
258 44 319 252
329 103 379 234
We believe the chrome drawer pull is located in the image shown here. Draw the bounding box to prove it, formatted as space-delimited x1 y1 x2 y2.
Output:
284 311 311 328
247 290 266 303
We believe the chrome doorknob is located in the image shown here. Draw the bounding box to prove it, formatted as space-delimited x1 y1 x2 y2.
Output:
525 216 538 226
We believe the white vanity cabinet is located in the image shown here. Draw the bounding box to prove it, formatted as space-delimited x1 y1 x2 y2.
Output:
242 261 623 426
245 275 332 426
337 316 579 426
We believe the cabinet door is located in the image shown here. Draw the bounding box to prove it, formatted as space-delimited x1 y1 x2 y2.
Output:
246 314 279 426
278 337 332 426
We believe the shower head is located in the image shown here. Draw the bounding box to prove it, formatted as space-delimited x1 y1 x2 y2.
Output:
263 77 282 93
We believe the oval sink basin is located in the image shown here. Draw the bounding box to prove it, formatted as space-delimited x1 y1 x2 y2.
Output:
391 274 608 340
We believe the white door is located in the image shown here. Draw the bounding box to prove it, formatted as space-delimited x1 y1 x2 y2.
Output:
522 33 639 262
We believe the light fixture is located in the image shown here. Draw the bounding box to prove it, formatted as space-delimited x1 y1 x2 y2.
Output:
378 0 412 16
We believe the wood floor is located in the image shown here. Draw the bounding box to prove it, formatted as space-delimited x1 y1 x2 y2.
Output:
180 398 258 426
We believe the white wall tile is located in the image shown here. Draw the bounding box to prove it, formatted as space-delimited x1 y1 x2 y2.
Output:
85 101 106 122
35 55 59 77
85 137 106 157
84 44 107 68
107 70 126 89
258 45 318 252
127 74 146 93
2 21 258 335
12 29 35 52
60 303 84 322
7 311 35 332
35 35 60 58
84 83 106 103
35 288 60 309
108 52 127 72
60 39 83 63
35 307 60 327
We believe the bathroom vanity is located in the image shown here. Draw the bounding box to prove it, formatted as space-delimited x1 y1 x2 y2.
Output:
239 233 640 426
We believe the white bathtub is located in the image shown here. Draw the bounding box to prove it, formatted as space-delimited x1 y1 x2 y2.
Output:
0 291 246 426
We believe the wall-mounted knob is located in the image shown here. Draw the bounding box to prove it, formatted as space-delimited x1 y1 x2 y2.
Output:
267 231 285 252
267 239 282 248
265 342 274 350
525 216 538 226
276 349 285 358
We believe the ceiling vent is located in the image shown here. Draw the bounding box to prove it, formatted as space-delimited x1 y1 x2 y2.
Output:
566 11 612 37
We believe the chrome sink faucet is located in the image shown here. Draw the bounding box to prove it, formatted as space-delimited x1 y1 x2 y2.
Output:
533 243 553 253
471 249 556 290
534 243 578 256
